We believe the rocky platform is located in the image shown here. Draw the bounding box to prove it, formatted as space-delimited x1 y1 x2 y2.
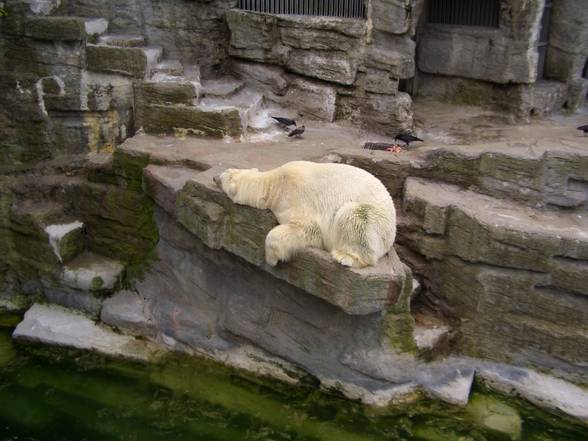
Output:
8 121 588 423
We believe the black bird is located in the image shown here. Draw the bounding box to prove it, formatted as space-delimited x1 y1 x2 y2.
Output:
577 125 588 136
395 132 423 147
288 125 305 138
272 116 297 128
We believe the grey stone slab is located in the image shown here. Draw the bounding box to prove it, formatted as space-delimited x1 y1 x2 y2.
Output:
25 16 86 41
273 78 337 121
141 104 242 138
135 80 198 106
143 165 205 214
44 286 102 318
13 303 160 361
101 290 156 336
231 61 289 95
286 49 358 85
97 33 145 47
86 44 162 79
61 251 124 292
479 364 588 423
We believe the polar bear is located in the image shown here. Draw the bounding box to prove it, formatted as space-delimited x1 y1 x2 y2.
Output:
214 161 396 268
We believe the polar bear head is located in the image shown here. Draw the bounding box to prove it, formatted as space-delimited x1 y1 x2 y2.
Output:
213 167 261 204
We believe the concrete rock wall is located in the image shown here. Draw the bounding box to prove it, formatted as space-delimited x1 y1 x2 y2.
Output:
418 0 542 85
416 0 588 117
62 0 237 75
545 0 588 83
226 2 418 134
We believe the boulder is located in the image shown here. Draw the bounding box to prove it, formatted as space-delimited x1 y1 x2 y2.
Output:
231 61 289 95
286 49 358 85
274 78 337 121
365 45 415 79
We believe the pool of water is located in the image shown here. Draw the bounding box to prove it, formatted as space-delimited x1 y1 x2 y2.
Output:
0 314 586 441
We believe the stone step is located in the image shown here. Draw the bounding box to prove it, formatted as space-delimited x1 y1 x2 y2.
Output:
199 88 264 133
9 201 81 268
86 44 163 79
152 59 184 77
141 103 243 138
12 303 160 361
335 141 588 209
143 165 413 315
413 320 451 360
61 251 125 292
97 33 144 47
402 177 588 292
44 221 84 264
135 80 199 106
201 77 244 98
24 16 107 41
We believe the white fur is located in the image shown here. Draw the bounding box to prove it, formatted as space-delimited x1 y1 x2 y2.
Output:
217 161 396 268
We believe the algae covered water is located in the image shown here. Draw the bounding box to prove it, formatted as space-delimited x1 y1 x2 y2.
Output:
0 315 586 441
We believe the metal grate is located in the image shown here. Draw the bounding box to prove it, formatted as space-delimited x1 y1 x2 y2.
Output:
237 0 366 19
427 0 500 28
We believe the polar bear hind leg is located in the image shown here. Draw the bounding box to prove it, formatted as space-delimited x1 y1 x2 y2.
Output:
330 202 388 268
265 221 322 266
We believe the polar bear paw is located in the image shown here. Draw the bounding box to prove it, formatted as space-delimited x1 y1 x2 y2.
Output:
331 250 362 268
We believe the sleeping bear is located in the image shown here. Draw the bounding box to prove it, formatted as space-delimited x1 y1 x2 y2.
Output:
214 161 396 268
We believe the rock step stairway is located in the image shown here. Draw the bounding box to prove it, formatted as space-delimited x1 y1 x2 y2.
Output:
23 15 108 41
96 33 145 47
86 43 163 79
138 70 265 138
400 176 588 374
9 197 127 318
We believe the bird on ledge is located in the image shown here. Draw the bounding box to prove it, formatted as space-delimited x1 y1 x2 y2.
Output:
288 125 305 138
272 116 297 129
394 132 424 147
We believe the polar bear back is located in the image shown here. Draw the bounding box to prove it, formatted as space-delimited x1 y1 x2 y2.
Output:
267 161 395 223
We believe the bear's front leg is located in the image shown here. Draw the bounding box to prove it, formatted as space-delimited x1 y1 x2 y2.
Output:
265 222 322 266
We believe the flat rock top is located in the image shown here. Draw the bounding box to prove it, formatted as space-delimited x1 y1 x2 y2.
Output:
201 78 243 97
120 103 588 174
405 177 588 241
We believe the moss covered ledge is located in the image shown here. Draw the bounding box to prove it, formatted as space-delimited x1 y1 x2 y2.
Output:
143 164 413 316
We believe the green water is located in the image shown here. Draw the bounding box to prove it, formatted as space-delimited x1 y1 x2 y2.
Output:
0 317 586 441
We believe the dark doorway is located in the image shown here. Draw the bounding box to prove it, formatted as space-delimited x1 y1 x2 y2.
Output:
537 0 553 79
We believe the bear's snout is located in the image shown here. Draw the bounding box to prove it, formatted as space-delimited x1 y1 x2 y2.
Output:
213 174 222 188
